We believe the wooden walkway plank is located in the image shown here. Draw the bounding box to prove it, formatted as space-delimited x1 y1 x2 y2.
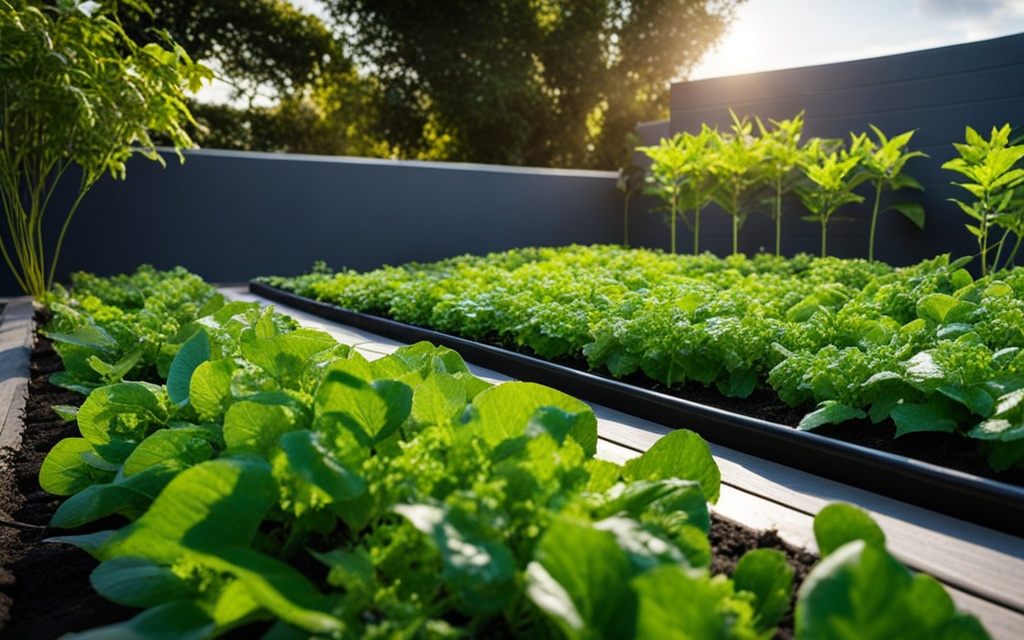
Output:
0 297 33 453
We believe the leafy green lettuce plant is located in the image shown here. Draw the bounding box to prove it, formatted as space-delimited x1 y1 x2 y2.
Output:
797 503 991 639
37 265 996 638
0 0 210 298
942 124 1024 275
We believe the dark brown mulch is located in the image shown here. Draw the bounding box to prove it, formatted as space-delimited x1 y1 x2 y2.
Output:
0 331 817 639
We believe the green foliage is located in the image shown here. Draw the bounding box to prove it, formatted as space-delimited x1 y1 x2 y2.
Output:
0 0 211 298
36 265 993 637
638 125 719 254
637 113 927 260
756 111 806 256
796 137 866 258
712 112 766 256
851 125 927 261
796 504 991 640
942 124 1024 275
264 245 1024 471
46 265 806 638
327 0 745 169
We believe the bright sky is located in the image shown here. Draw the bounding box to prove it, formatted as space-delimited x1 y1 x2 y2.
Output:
690 0 1024 80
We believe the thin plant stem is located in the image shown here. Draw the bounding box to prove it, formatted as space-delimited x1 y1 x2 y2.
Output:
1004 233 1024 270
868 182 883 262
694 205 701 255
774 178 782 256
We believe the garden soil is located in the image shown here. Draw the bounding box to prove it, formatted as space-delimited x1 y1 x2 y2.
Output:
0 332 818 639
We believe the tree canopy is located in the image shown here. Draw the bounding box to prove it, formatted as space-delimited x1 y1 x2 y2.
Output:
326 0 744 169
120 0 744 169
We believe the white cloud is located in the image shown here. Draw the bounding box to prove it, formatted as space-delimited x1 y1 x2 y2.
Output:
915 0 1003 17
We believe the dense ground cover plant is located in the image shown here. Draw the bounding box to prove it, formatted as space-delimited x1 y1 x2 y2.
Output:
25 266 990 638
261 245 1024 472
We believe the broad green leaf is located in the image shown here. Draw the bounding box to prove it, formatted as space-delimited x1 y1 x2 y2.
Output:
593 515 689 571
87 348 143 384
716 367 757 398
813 503 886 557
189 358 237 422
371 341 473 379
46 324 119 350
318 376 412 444
917 293 975 325
77 381 171 454
45 530 117 559
903 351 946 389
733 549 794 632
63 600 216 640
100 458 277 564
97 459 344 634
47 372 100 395
52 404 79 421
796 540 990 640
622 430 720 504
91 556 194 608
410 371 467 428
312 356 375 415
526 517 638 639
799 402 867 430
122 425 220 477
890 396 964 438
223 401 297 456
632 564 756 640
470 381 598 457
395 503 515 615
39 437 113 495
592 479 710 537
46 325 118 383
938 385 995 418
585 458 623 494
241 327 336 387
889 202 926 229
196 546 343 634
167 328 211 406
970 417 1024 442
275 429 366 513
50 464 176 528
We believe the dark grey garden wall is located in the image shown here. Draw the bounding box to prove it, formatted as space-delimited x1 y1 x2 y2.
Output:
629 32 1024 267
6 33 1022 297
1 149 621 296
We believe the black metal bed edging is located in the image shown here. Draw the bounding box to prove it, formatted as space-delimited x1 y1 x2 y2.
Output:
250 281 1024 537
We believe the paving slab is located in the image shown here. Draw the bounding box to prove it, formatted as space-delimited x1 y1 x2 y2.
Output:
0 297 33 453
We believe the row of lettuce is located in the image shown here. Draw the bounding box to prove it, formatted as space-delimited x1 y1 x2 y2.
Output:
257 245 1024 473
27 265 989 638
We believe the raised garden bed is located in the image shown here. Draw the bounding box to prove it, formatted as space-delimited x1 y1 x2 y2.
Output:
249 262 1024 539
3 268 1012 638
0 320 821 638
